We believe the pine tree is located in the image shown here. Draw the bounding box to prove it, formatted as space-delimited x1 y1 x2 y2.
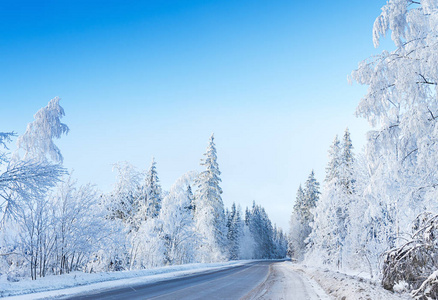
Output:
288 185 307 260
247 203 275 259
340 128 355 193
144 157 162 218
292 185 305 220
303 170 320 222
194 134 227 262
307 132 355 269
325 135 341 183
185 185 195 213
226 203 243 260
289 172 320 261
273 225 287 258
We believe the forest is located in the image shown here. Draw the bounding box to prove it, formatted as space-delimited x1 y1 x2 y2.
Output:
4 0 438 299
0 97 287 281
289 0 438 298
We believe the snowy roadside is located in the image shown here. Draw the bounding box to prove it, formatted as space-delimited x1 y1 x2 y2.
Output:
0 260 252 299
289 263 413 300
244 261 330 300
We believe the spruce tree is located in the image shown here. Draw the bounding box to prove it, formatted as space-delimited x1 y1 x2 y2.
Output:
194 134 227 262
326 135 341 183
341 128 355 193
185 185 195 213
307 132 355 269
226 202 242 260
289 172 320 260
144 157 162 218
248 203 275 259
303 170 320 222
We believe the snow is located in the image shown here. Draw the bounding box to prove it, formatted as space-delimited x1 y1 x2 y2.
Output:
289 263 413 300
1 260 415 300
0 260 252 299
244 261 330 300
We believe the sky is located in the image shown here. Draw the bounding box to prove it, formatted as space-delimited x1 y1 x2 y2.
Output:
0 0 392 230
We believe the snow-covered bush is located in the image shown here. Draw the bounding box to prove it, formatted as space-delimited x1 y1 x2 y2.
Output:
412 270 438 299
382 213 438 294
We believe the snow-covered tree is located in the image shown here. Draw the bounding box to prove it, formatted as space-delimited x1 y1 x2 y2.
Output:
194 134 227 262
226 202 243 260
289 169 320 261
0 98 68 279
272 225 288 259
0 98 68 222
15 97 69 163
350 0 438 242
325 135 341 183
303 170 320 223
307 131 355 269
160 171 200 265
128 216 165 269
143 158 162 218
247 201 275 259
349 0 438 288
340 128 355 193
51 175 106 275
105 162 142 228
288 185 308 260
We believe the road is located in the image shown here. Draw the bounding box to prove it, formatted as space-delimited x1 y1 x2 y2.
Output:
64 261 273 300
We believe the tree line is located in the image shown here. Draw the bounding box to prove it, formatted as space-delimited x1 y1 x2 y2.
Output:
288 1 438 298
0 99 286 281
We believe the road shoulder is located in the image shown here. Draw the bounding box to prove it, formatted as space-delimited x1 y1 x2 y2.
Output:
243 261 330 300
289 264 413 300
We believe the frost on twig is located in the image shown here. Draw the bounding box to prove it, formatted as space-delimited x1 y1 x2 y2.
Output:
382 212 438 298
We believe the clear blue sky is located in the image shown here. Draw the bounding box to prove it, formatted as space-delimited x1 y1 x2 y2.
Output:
0 0 389 230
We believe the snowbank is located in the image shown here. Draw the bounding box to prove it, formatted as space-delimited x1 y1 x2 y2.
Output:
289 263 413 300
244 261 330 300
0 260 252 299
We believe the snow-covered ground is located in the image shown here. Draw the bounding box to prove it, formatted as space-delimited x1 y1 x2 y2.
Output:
289 263 413 300
0 260 251 299
2 260 413 300
244 261 330 300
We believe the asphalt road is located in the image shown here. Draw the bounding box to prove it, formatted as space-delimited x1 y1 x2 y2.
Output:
65 261 275 300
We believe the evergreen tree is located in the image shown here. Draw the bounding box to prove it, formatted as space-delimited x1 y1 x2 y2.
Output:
194 134 227 262
185 185 195 213
340 128 355 194
292 185 305 220
273 225 287 258
289 171 320 261
247 203 275 259
288 185 307 260
303 170 320 222
144 157 162 218
325 135 341 183
226 203 243 260
245 206 251 226
307 132 355 269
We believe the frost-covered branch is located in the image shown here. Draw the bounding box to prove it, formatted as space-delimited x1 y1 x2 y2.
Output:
0 132 16 164
16 97 69 163
0 132 15 150
0 160 66 220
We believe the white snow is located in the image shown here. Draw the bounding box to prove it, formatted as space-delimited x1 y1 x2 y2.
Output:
0 260 252 299
289 263 413 300
244 261 330 300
